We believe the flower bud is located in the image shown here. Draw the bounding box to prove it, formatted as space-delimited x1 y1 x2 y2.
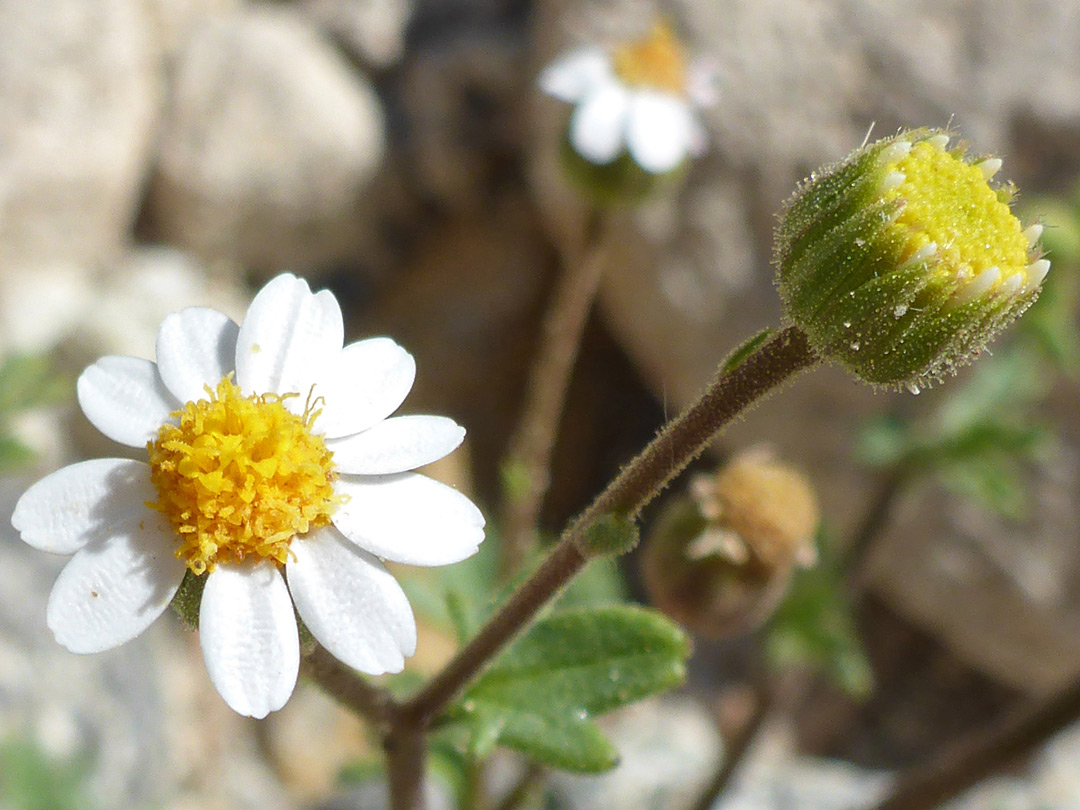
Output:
640 449 819 639
775 129 1049 390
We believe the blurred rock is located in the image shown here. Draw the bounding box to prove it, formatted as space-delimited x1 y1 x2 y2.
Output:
311 779 454 810
300 0 414 68
264 682 372 803
398 24 527 210
0 0 157 268
869 429 1080 693
549 697 722 810
715 723 889 810
361 194 552 496
0 265 96 355
70 246 247 363
143 0 241 61
146 7 385 271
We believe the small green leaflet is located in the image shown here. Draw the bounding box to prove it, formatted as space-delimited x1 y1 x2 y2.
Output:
451 605 690 772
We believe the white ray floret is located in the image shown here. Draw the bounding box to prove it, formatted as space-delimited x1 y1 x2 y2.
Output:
1024 258 1051 294
999 273 1024 297
883 140 912 163
954 266 1000 304
905 241 938 266
1023 224 1044 247
977 158 1003 181
928 133 950 151
881 171 906 193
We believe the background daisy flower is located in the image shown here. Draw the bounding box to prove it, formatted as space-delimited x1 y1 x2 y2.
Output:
11 273 485 718
539 22 716 175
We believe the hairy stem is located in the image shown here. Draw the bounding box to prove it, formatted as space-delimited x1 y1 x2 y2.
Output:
500 212 609 577
400 326 819 728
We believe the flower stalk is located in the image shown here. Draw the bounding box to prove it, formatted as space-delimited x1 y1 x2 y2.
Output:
500 210 610 576
403 326 818 727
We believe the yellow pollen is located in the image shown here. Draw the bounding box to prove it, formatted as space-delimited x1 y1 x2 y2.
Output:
883 139 1031 295
147 377 340 575
612 22 688 94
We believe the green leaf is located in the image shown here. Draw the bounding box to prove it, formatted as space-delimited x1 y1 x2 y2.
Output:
453 605 690 772
0 736 97 810
554 558 628 610
0 353 68 415
480 705 619 772
0 436 36 473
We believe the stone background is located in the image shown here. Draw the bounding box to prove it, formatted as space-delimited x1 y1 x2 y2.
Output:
2 0 1080 807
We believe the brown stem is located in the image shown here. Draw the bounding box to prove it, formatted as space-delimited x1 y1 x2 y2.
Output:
386 725 429 810
302 644 395 728
687 687 774 810
493 763 545 810
871 675 1080 810
844 465 910 592
500 211 609 577
400 326 819 728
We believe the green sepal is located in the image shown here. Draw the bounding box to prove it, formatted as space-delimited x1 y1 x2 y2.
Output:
170 569 206 629
720 329 774 375
575 513 640 558
558 132 685 207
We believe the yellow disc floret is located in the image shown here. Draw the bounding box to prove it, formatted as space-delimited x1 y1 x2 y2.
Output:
148 377 339 575
882 138 1030 294
612 22 688 95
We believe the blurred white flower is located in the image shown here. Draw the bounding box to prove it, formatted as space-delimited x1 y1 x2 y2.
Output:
12 273 485 718
540 22 716 174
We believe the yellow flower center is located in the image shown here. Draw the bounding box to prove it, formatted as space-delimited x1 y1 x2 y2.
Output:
883 138 1031 295
147 377 340 575
612 22 688 94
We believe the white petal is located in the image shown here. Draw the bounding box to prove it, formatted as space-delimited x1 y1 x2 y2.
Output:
686 60 721 108
288 526 416 675
46 510 186 654
332 473 485 566
328 416 465 475
156 307 240 404
539 48 613 102
626 91 694 173
77 356 179 447
12 458 156 554
199 561 299 718
313 337 416 439
234 274 344 403
569 81 631 165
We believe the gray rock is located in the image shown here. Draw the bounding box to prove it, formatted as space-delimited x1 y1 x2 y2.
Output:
299 0 414 68
146 7 385 271
549 698 723 810
142 0 240 62
0 0 158 268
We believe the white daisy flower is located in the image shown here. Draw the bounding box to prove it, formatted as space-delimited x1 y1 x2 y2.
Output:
539 22 716 175
11 273 485 719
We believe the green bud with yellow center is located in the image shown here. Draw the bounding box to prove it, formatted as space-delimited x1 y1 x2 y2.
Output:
775 129 1049 390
